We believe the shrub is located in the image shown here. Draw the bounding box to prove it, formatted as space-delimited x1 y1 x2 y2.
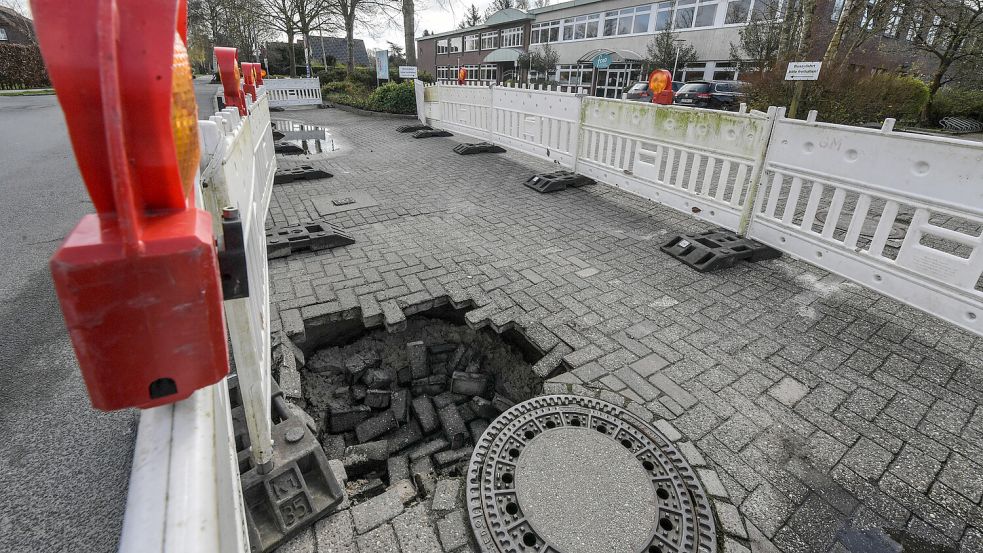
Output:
417 71 435 84
322 81 365 96
0 44 50 89
367 81 416 114
742 67 929 126
317 64 349 85
929 87 983 124
347 66 377 89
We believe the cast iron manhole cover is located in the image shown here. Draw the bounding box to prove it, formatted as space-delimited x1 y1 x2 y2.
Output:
466 395 718 553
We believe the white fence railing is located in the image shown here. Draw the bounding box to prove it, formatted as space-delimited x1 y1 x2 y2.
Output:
265 77 321 107
416 82 983 335
119 87 277 553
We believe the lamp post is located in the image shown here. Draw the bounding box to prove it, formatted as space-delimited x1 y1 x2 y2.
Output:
671 38 685 81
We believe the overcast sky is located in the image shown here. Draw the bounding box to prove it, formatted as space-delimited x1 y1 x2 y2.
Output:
7 0 484 60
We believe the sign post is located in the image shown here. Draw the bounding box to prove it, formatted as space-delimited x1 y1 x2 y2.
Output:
376 49 389 87
785 61 822 119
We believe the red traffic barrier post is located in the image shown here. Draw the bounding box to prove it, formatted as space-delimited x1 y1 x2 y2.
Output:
216 47 247 115
243 62 258 102
33 0 229 410
648 69 674 105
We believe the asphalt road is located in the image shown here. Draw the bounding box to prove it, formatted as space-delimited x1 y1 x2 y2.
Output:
0 95 137 552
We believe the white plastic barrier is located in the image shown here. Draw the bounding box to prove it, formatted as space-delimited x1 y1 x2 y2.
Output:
576 98 779 231
265 77 322 107
747 115 983 335
416 85 983 336
119 88 277 553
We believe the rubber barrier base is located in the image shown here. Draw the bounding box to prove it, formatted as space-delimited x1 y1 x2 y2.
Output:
412 129 453 138
524 170 596 193
453 142 506 155
274 165 333 184
267 221 355 259
396 123 432 133
661 228 781 272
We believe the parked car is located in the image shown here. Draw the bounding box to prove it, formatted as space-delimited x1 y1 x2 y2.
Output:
625 80 685 102
673 81 747 110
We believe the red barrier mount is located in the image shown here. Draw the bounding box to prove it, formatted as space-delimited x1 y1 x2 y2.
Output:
33 0 229 410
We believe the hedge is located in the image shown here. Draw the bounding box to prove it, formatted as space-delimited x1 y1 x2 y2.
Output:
0 43 50 90
929 88 983 124
742 68 929 126
323 81 416 115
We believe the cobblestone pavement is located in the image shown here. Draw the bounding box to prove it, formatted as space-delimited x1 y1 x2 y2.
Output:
269 107 983 553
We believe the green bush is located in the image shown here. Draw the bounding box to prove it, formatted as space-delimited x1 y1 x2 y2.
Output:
0 44 50 89
322 81 366 96
417 71 435 84
317 64 349 85
742 68 930 125
929 87 983 124
347 66 377 89
367 81 416 114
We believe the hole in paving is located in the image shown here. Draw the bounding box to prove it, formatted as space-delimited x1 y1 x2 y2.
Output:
271 119 341 156
297 309 544 506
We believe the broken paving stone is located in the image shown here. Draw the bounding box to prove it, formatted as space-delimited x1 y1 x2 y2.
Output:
362 369 393 389
328 402 372 433
449 346 471 372
395 365 413 386
343 440 389 474
356 411 398 443
412 459 437 498
436 510 469 551
450 371 491 397
470 396 498 420
407 341 429 379
431 478 462 512
388 454 411 482
352 385 367 403
491 393 516 413
392 503 443 553
408 438 450 461
411 396 440 433
390 389 410 422
365 389 391 409
434 447 472 468
433 391 467 409
412 375 447 396
389 478 416 504
349 478 386 501
308 349 344 374
345 354 370 382
351 487 404 534
322 433 346 460
469 419 489 443
384 421 423 454
465 359 482 373
458 402 477 423
438 404 468 450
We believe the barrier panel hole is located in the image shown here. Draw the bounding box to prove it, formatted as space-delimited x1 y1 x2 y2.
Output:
523 532 537 546
149 378 178 399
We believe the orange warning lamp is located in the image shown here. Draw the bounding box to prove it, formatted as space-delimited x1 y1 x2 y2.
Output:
648 69 674 105
33 0 229 410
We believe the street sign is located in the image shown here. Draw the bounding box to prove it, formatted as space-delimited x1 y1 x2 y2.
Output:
785 61 822 81
376 49 389 80
399 65 418 79
593 53 612 69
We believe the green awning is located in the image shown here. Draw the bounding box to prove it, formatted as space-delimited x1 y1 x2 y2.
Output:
483 48 523 63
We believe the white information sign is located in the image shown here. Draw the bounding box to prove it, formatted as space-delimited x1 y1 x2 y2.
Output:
785 61 822 81
399 66 418 79
376 50 389 79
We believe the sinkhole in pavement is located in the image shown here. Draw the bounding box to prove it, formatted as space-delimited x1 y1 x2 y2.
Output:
297 307 543 509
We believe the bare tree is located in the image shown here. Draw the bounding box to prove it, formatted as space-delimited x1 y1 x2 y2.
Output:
0 1 35 41
729 0 788 72
905 0 983 118
403 0 417 65
256 0 301 75
533 0 551 7
484 0 528 18
327 0 400 73
296 0 336 71
644 30 698 76
459 4 482 28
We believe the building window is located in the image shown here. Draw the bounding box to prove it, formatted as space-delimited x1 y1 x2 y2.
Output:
465 34 479 51
531 20 561 43
677 62 707 81
859 0 877 30
603 6 651 36
560 14 601 41
436 40 448 54
502 27 522 47
449 36 462 53
926 15 942 45
674 0 719 29
884 3 903 37
712 62 739 80
655 1 674 30
0 28 7 41
831 0 845 21
906 12 923 41
481 31 498 49
480 64 498 81
725 0 752 24
464 64 480 81
557 64 592 85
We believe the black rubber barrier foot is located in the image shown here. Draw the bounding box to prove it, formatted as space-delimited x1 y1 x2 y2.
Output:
453 142 506 155
412 129 453 138
661 228 781 272
524 170 596 193
274 165 333 184
267 221 355 259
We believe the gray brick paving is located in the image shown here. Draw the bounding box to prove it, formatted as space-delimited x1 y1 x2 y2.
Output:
271 109 983 552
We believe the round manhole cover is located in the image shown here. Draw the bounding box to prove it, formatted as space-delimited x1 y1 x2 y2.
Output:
466 395 718 553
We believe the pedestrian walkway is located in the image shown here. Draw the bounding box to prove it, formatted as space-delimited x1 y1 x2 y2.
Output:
270 108 983 553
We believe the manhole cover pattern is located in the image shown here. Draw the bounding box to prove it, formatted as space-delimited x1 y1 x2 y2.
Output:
466 395 718 553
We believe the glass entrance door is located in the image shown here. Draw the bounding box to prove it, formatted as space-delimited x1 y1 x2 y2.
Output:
594 63 641 98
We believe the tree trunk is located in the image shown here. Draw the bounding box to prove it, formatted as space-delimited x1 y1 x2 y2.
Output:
346 16 356 75
288 31 297 77
822 0 854 66
921 59 951 124
403 0 417 65
797 0 818 57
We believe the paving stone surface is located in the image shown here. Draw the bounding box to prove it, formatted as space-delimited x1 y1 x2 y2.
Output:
271 109 983 552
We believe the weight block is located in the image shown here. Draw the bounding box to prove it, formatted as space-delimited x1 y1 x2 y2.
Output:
661 228 781 273
274 165 333 184
524 170 596 193
412 129 453 138
453 142 505 155
266 221 354 259
396 123 432 133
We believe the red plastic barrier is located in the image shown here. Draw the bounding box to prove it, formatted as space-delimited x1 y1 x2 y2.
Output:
33 0 229 410
648 69 674 105
243 62 258 102
216 47 246 115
